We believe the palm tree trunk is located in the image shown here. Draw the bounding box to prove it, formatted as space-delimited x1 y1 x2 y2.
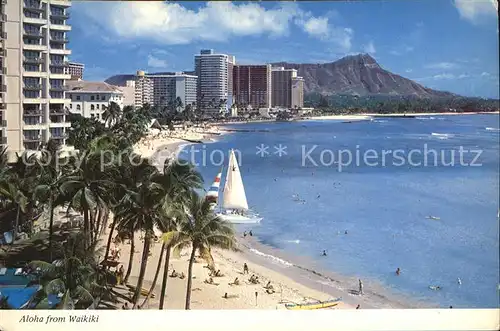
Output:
12 205 20 245
140 243 165 308
132 232 151 309
185 245 197 310
104 215 117 262
159 245 171 309
48 198 55 261
83 208 89 248
94 207 102 242
124 231 135 284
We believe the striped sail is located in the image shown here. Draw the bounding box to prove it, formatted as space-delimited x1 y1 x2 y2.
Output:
206 172 222 203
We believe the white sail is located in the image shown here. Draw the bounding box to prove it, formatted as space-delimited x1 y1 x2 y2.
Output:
222 150 249 210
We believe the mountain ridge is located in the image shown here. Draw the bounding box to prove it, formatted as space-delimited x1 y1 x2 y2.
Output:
271 54 454 98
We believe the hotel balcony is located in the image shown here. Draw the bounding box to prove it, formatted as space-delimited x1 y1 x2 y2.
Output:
23 119 44 127
49 48 71 55
24 98 45 104
23 110 43 117
50 24 71 32
23 16 46 25
50 108 66 115
24 2 44 12
48 0 71 7
49 98 68 104
49 72 71 79
50 12 69 20
24 31 43 39
23 84 42 91
49 85 67 92
49 121 70 128
49 61 68 67
23 57 44 64
23 135 42 142
50 36 69 44
23 44 47 51
23 70 46 78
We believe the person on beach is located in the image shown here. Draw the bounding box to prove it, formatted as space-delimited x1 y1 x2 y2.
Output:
356 304 360 309
170 269 179 278
359 279 364 295
322 250 327 256
243 231 247 238
243 263 249 274
122 303 129 309
396 267 401 276
249 230 253 236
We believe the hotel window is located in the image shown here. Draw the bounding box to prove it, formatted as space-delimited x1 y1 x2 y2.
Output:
69 104 72 109
76 96 80 101
76 105 81 111
91 105 95 110
96 104 100 110
91 96 95 101
101 95 105 101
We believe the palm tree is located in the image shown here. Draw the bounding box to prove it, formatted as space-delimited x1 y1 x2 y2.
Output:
29 232 105 309
154 159 203 309
102 101 122 127
115 158 165 308
59 151 115 247
162 191 235 310
175 97 184 114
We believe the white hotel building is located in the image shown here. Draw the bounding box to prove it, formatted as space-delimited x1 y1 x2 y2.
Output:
134 71 197 111
194 49 234 115
66 80 123 123
1 0 72 159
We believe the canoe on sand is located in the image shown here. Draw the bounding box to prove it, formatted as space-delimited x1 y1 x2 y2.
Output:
285 297 341 310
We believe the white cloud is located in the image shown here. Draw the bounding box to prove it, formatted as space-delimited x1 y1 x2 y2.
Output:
454 0 498 23
76 1 352 51
294 14 353 52
301 16 329 37
147 55 167 68
363 41 376 54
432 73 456 80
417 72 473 81
425 62 459 70
481 72 491 76
405 69 413 73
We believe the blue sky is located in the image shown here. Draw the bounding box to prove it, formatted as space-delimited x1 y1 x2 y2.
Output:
70 1 499 98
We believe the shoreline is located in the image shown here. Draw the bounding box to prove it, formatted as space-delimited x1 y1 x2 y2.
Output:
127 134 431 310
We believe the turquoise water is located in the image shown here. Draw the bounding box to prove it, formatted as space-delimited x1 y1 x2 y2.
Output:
180 115 500 308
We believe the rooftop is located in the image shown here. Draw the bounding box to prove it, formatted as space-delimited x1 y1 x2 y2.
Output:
66 80 123 93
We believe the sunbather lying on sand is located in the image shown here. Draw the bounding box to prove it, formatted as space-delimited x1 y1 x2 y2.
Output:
266 288 275 294
228 277 240 286
223 292 239 299
210 269 224 277
170 270 179 278
179 272 185 279
204 277 219 286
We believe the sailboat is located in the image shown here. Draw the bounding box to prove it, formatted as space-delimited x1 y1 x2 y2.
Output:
206 149 262 224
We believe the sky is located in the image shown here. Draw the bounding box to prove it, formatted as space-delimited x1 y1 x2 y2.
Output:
69 0 499 98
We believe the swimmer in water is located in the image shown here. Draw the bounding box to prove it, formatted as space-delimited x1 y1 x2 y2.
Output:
317 195 321 199
396 268 401 276
457 278 462 285
322 250 327 256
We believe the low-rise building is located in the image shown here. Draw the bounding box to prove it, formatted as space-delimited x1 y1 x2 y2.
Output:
66 81 124 122
65 62 85 80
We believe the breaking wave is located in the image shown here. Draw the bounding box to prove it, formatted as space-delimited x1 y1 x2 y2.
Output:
248 248 293 267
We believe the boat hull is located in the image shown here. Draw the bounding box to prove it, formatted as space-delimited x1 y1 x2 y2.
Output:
217 213 262 224
285 298 341 310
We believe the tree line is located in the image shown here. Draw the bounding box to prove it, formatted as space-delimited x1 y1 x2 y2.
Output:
0 102 235 310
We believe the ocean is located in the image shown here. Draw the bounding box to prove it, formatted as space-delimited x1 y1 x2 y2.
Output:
179 114 500 308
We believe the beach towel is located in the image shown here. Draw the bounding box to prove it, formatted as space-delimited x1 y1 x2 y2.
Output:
0 268 7 275
3 231 13 244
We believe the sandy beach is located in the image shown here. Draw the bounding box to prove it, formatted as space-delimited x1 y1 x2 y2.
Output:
106 127 423 311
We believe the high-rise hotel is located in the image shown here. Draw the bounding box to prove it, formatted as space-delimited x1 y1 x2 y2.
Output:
195 49 234 115
2 0 72 159
271 67 304 109
233 64 272 110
